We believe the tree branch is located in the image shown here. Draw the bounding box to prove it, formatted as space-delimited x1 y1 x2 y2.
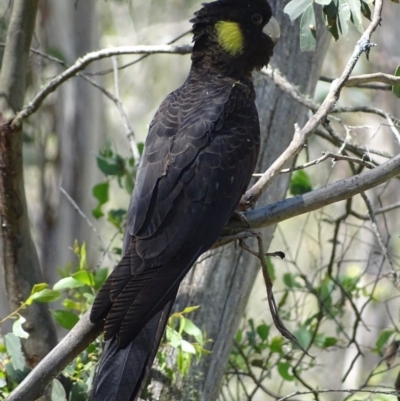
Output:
241 0 383 208
11 44 192 127
7 145 400 401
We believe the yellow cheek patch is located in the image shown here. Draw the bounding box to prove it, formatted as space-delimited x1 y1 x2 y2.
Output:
215 21 244 56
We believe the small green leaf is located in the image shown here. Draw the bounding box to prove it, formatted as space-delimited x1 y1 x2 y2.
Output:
294 325 313 349
72 270 94 286
323 336 338 348
51 378 66 401
323 1 339 40
166 327 182 348
52 310 79 330
183 319 203 343
28 289 62 303
180 340 196 354
92 182 109 219
108 209 127 229
4 333 25 371
278 362 295 381
12 316 29 339
181 306 200 314
290 170 312 195
96 153 125 176
300 4 317 52
94 268 109 290
256 324 270 341
53 277 85 291
30 283 48 295
283 273 302 288
284 0 311 21
360 0 371 20
270 336 284 354
376 329 394 351
392 65 400 99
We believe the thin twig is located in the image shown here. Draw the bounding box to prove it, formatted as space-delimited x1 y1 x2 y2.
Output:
111 56 141 165
252 151 374 176
11 44 192 127
360 192 397 282
241 0 384 209
60 187 115 263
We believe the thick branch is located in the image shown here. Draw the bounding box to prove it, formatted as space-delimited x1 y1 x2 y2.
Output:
7 146 400 401
224 152 400 236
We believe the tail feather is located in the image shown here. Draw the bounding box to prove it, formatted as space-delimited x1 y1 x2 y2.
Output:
90 291 177 401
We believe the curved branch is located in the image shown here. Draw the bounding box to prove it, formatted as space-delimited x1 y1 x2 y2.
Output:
11 44 192 127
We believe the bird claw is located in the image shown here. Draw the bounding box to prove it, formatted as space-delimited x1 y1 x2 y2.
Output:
231 210 251 228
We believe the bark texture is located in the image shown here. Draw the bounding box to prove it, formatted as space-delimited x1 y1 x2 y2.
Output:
150 2 331 400
0 0 58 367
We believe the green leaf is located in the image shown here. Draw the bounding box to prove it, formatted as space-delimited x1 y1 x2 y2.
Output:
294 325 313 349
283 273 302 288
124 174 134 194
180 340 196 354
51 379 66 401
94 268 109 290
181 306 200 314
347 0 364 33
166 327 182 348
300 4 317 52
27 289 62 304
92 182 109 219
256 324 270 341
69 382 88 401
278 362 295 381
290 170 312 195
376 329 394 351
107 209 127 229
30 283 49 295
12 316 29 339
323 336 338 348
337 0 351 36
270 336 284 354
323 1 339 40
392 65 400 99
360 0 371 20
315 0 332 5
52 310 79 330
183 319 203 343
72 270 94 286
96 153 125 176
5 333 25 371
284 0 311 21
53 277 85 291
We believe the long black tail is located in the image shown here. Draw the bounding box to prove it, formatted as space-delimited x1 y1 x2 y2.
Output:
90 291 177 401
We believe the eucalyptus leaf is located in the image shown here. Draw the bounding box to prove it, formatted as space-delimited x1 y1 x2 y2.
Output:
4 333 25 371
284 0 311 21
51 379 66 401
347 0 364 33
300 4 317 52
338 0 351 36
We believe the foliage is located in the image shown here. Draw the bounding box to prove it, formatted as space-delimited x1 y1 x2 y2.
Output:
0 143 209 400
283 0 400 51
